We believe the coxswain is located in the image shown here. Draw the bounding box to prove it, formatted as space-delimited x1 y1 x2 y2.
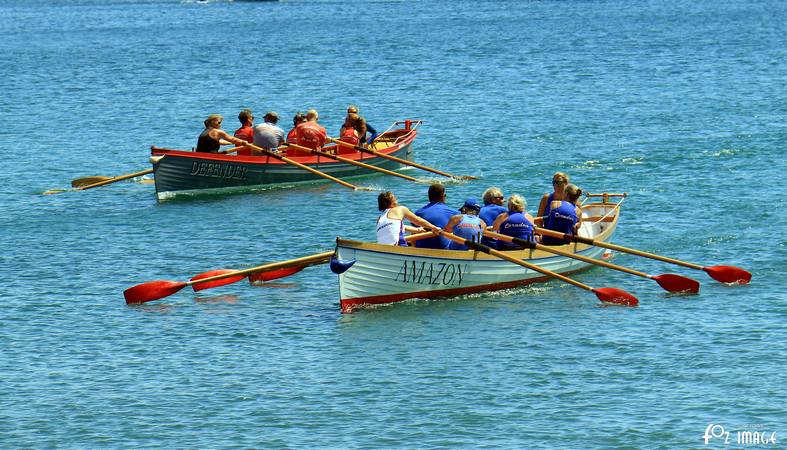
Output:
541 184 583 245
347 105 377 144
196 114 249 153
492 194 536 250
444 199 487 250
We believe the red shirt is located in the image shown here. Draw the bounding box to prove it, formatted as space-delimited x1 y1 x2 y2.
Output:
295 121 327 150
234 126 254 155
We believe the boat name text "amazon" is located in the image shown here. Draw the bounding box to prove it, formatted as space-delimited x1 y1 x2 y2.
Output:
190 162 247 180
394 260 467 286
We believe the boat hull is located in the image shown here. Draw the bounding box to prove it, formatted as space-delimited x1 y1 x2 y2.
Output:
151 127 416 200
335 203 620 312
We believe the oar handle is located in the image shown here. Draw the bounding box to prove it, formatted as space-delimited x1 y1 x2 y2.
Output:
485 230 652 280
283 143 419 182
534 226 704 270
440 231 595 292
76 168 154 191
245 143 361 190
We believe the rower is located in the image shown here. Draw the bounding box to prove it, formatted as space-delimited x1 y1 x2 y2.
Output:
479 187 507 247
376 191 441 246
541 184 583 245
291 109 327 156
444 199 486 251
414 183 459 249
491 194 536 250
196 114 249 153
535 172 569 226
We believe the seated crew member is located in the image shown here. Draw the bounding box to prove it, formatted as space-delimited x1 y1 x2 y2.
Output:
286 112 307 146
444 199 486 251
291 109 327 156
479 187 507 247
347 105 377 144
376 191 441 246
535 172 569 226
196 114 250 153
339 113 361 147
492 194 536 250
234 109 254 156
414 183 459 249
252 111 286 153
541 183 583 246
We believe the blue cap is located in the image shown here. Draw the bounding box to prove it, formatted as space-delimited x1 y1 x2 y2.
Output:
460 198 480 211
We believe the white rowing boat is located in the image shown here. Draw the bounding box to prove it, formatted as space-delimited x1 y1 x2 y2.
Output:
334 200 621 312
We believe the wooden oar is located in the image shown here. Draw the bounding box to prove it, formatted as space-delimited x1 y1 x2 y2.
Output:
125 231 437 304
124 251 335 304
325 137 477 180
281 142 421 182
244 142 369 191
50 145 246 194
207 231 435 286
534 226 751 284
70 146 243 188
484 230 699 293
439 230 638 306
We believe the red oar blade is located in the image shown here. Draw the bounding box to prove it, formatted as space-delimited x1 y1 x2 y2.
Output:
248 265 305 283
652 273 700 294
124 280 187 304
190 270 246 292
593 287 639 306
703 265 752 284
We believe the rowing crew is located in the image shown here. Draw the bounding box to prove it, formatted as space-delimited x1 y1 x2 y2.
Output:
376 177 583 251
195 106 377 156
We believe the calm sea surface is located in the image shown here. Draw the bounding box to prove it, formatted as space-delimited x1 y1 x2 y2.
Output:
1 0 785 448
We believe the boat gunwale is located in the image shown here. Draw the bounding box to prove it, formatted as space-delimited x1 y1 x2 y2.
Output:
336 202 620 261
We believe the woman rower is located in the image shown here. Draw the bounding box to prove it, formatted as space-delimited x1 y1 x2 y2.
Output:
491 194 536 250
196 114 250 153
540 184 583 245
376 191 441 246
535 172 569 226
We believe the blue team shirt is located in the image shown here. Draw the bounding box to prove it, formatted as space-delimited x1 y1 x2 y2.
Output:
479 203 507 247
414 202 459 249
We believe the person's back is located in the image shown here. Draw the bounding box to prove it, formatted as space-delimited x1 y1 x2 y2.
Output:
497 212 535 249
196 128 221 153
445 199 485 250
414 184 458 249
376 191 441 246
339 113 360 150
541 184 582 245
493 194 535 250
293 109 327 154
253 112 285 151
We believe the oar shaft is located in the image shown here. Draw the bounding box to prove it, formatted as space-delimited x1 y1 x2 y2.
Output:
76 168 154 190
534 227 704 270
283 143 419 182
485 230 652 280
185 251 335 287
246 143 360 190
326 137 468 179
441 231 595 292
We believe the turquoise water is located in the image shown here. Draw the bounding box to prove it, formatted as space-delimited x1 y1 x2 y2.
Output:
1 0 785 448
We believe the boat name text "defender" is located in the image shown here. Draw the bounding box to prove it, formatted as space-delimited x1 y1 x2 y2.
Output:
190 162 247 180
394 260 467 286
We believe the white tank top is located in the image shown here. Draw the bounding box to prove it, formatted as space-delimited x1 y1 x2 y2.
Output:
376 208 403 245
